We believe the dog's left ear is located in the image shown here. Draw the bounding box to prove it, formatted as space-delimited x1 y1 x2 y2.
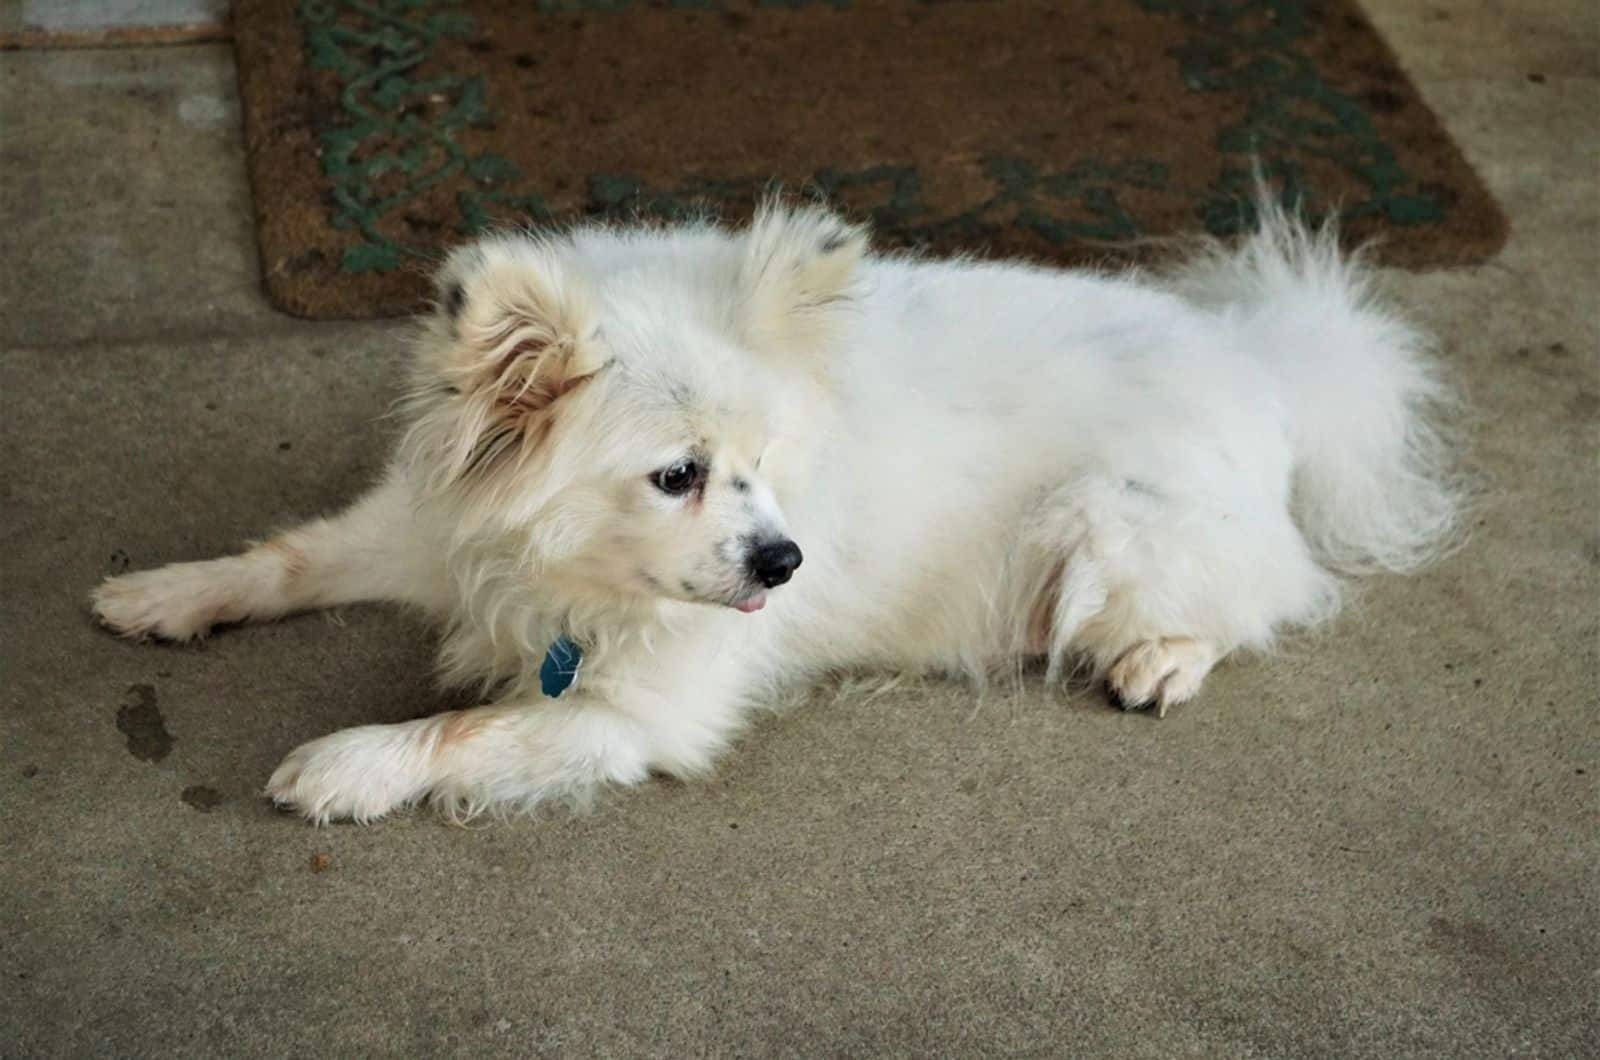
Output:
736 201 868 356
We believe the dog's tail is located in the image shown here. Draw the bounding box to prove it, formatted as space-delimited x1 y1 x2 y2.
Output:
1166 198 1467 574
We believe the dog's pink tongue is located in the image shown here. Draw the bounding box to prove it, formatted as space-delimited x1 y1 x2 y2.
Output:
734 593 768 614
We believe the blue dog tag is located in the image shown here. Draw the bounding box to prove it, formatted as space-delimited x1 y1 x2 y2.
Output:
540 636 583 698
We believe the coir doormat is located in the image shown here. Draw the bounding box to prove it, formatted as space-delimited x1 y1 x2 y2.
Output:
233 0 1507 319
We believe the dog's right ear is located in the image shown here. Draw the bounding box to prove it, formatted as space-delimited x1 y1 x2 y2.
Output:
420 236 605 480
736 200 868 357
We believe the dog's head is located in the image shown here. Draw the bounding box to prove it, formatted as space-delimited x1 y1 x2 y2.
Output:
402 201 867 614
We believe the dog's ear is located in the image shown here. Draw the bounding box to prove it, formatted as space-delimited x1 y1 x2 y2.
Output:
422 236 605 480
737 200 868 355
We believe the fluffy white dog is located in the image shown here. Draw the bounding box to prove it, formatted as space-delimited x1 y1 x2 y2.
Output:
92 198 1461 824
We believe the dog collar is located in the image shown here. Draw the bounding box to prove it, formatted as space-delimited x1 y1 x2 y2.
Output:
539 636 583 698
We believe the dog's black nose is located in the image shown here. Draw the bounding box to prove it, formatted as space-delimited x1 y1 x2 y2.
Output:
749 540 803 588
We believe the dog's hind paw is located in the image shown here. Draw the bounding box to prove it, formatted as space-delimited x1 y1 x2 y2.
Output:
1106 637 1218 717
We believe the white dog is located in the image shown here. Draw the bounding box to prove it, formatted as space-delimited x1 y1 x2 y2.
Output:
92 198 1461 824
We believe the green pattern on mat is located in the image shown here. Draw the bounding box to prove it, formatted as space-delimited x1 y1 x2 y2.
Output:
298 0 1450 273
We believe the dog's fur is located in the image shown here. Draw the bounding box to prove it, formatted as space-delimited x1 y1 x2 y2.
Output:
92 199 1462 824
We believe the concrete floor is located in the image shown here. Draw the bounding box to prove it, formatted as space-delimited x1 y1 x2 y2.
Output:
2 2 1596 1055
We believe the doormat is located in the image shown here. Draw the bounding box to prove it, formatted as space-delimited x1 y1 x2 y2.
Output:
233 0 1507 319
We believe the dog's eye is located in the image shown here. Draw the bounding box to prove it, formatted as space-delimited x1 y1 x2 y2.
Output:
654 460 699 496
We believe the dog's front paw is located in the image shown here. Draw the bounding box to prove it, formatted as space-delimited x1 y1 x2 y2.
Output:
91 565 232 641
266 725 434 825
1107 637 1218 717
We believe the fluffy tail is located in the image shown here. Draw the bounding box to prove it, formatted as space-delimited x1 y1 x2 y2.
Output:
1167 199 1466 574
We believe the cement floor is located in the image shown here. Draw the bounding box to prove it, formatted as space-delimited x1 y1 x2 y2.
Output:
1 2 1596 1055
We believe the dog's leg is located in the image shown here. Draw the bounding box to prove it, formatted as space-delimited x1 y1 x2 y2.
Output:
266 638 757 823
91 473 446 641
1036 472 1336 714
264 697 647 823
266 686 746 824
1104 637 1220 717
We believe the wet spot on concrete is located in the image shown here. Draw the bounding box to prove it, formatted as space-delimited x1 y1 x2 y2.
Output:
181 785 223 812
116 684 172 762
22 764 40 779
278 440 292 451
1527 72 1546 84
1567 390 1598 421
